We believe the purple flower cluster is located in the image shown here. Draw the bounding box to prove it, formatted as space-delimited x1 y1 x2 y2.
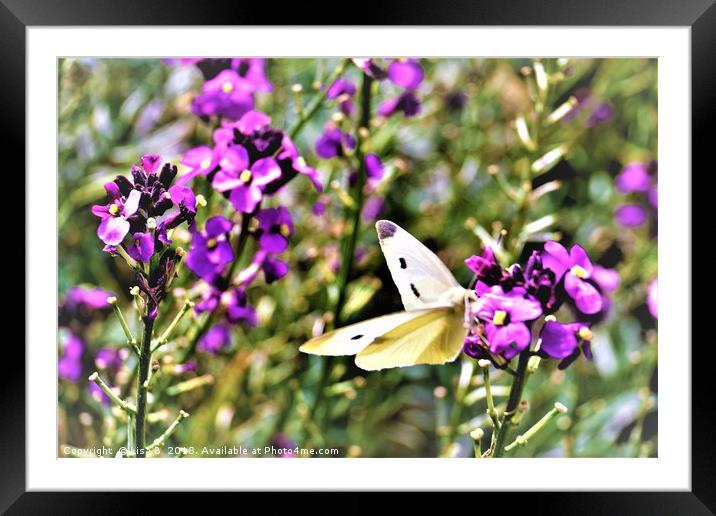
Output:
180 111 321 210
58 286 113 384
186 58 272 121
188 207 295 354
614 161 658 229
379 59 424 118
92 155 197 320
92 155 197 256
463 241 618 369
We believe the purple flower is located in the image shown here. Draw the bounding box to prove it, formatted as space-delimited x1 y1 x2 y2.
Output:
539 320 593 369
95 346 128 375
327 77 356 115
255 207 294 253
315 124 356 159
59 286 113 327
615 203 647 227
465 247 497 277
541 241 603 315
193 58 272 92
58 333 84 382
592 265 620 293
521 252 560 313
388 59 424 89
352 58 388 79
472 285 542 359
362 196 385 222
92 188 141 246
191 69 255 120
616 163 651 193
586 102 614 127
92 155 196 250
365 153 385 183
277 134 323 192
213 145 282 213
224 288 257 325
178 145 218 185
378 91 421 118
126 232 155 263
462 332 492 362
194 284 257 327
649 185 658 209
198 323 233 354
250 251 290 284
647 278 657 318
312 200 327 216
186 216 234 281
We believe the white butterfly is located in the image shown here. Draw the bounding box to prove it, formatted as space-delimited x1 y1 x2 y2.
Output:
300 220 472 371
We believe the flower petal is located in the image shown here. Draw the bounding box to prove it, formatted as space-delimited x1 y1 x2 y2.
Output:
219 145 249 173
542 241 570 278
97 216 130 246
569 245 593 276
565 274 603 314
251 157 282 186
229 184 262 213
122 189 142 217
539 321 580 359
205 216 233 237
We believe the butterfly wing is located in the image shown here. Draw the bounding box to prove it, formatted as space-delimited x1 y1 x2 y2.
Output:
376 220 464 311
299 310 437 357
354 308 466 371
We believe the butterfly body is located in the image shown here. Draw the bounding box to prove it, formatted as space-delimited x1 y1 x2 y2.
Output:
300 220 470 371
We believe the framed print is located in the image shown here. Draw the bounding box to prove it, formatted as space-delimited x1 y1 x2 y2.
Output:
5 0 713 512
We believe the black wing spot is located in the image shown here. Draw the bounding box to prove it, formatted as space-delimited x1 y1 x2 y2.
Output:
410 283 420 298
399 257 407 269
351 334 364 340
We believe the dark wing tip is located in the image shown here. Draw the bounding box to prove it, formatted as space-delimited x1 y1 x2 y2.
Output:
376 220 397 240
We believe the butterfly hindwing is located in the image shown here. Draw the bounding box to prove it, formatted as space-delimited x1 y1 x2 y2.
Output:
354 308 466 371
376 220 463 311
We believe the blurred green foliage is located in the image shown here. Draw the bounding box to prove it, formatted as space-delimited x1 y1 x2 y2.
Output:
59 57 657 458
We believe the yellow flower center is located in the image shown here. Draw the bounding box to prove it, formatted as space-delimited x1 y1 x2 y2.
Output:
163 191 172 200
196 194 207 207
240 169 252 183
222 81 234 93
207 238 218 249
200 158 212 170
493 310 508 326
578 327 593 341
570 265 588 278
279 224 291 238
109 204 120 216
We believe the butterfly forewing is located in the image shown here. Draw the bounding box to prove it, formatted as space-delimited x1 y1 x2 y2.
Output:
299 310 438 357
376 220 463 311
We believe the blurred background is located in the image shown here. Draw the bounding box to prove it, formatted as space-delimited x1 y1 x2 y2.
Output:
58 58 657 458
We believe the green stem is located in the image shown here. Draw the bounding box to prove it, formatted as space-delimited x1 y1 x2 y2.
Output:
309 71 373 423
504 402 566 452
146 410 190 453
480 361 500 430
88 372 136 414
492 350 530 458
134 314 155 458
153 299 194 353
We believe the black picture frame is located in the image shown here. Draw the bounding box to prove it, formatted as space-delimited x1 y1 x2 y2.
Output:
4 0 711 512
